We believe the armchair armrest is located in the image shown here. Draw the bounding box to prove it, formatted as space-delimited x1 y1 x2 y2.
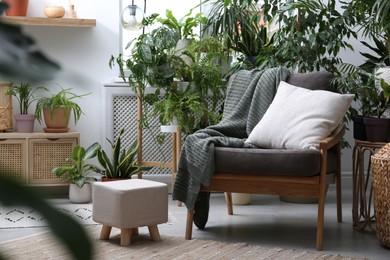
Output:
319 124 345 150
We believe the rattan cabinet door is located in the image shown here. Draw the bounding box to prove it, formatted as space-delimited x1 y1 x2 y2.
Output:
0 138 27 183
28 137 78 184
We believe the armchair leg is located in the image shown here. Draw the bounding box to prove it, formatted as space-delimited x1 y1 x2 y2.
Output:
316 192 325 251
185 210 194 240
225 192 233 215
336 143 343 223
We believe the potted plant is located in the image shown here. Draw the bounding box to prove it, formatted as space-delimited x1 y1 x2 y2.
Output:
97 128 152 180
201 0 267 68
6 82 40 133
35 87 88 133
110 13 227 136
335 62 390 142
52 142 102 203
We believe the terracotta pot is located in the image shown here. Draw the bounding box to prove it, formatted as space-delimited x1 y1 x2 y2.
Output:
14 114 35 133
363 117 390 142
43 106 70 133
4 0 29 16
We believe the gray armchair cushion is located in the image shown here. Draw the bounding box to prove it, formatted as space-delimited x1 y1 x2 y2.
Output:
214 147 337 177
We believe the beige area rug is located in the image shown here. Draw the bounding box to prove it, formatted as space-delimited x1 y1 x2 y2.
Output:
0 225 366 260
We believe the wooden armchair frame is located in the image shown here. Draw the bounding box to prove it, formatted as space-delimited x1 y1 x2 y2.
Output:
185 124 345 251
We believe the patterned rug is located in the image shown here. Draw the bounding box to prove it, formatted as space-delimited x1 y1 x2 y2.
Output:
0 199 96 228
0 225 368 260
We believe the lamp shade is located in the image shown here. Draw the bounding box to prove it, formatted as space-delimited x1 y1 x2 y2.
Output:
121 4 144 30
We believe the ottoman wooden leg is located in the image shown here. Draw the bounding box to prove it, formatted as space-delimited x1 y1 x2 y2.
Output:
148 225 161 241
120 228 133 246
100 225 112 240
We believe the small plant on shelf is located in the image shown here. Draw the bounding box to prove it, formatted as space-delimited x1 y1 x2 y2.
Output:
35 87 89 132
6 82 40 115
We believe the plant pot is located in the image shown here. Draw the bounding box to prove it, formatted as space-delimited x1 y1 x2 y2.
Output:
231 193 251 205
43 106 70 133
352 115 367 141
69 183 91 203
363 117 390 142
160 118 179 133
14 114 35 133
4 0 29 16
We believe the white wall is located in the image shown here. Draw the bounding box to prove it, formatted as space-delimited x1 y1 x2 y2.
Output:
1 0 369 172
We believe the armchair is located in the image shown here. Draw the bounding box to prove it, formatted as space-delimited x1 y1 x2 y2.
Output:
181 71 352 251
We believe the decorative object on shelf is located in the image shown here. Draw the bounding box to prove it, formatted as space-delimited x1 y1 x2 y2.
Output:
3 0 29 16
44 5 65 18
97 128 152 180
66 4 77 19
121 0 146 30
52 142 102 204
0 83 13 131
371 142 390 247
5 82 41 133
35 87 88 133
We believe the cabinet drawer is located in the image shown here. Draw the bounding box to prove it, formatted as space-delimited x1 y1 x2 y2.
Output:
0 138 27 183
28 138 78 184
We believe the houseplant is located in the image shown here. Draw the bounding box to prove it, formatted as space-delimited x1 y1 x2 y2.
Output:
35 87 88 133
111 12 226 136
201 0 267 68
52 142 101 203
259 0 354 73
97 128 152 180
334 62 390 142
6 82 40 132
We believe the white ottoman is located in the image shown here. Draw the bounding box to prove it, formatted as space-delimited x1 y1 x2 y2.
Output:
92 179 168 246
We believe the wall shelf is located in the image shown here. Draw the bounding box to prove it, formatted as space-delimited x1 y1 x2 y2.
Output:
0 16 96 27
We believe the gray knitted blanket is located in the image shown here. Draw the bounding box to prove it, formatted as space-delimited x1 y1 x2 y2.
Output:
172 68 290 210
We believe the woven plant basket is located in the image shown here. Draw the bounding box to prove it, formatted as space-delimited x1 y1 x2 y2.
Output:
371 142 390 248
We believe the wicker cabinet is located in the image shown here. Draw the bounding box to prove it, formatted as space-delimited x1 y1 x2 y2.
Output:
0 132 80 185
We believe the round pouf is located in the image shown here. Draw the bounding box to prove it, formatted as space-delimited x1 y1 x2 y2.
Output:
92 179 168 246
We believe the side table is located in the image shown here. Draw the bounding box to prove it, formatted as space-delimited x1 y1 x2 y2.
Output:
352 140 386 232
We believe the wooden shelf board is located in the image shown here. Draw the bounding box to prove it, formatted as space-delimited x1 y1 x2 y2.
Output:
0 16 96 27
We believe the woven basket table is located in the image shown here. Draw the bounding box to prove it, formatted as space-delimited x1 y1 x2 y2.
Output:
371 142 390 248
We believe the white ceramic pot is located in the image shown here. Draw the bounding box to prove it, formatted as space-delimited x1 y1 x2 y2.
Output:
69 183 92 203
160 117 179 133
231 193 251 205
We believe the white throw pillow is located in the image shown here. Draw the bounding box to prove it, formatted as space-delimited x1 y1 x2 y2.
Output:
245 81 354 149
